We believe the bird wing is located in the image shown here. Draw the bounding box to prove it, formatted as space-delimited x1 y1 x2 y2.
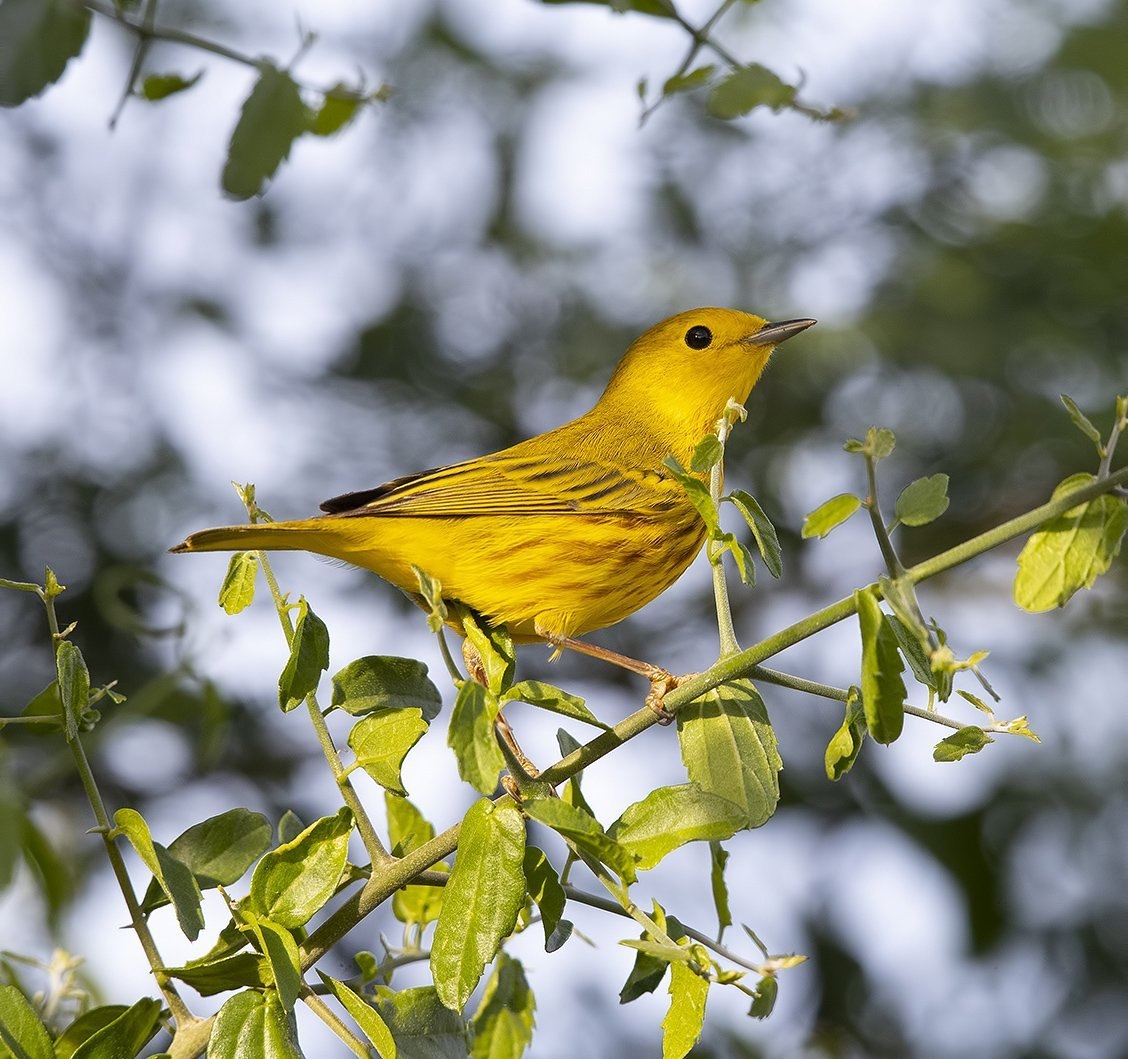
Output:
320 452 682 520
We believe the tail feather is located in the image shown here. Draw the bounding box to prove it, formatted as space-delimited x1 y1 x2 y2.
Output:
170 521 328 555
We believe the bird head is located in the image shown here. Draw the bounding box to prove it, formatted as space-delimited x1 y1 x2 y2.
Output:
598 307 815 456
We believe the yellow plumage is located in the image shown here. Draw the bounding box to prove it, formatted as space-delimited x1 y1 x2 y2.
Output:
172 308 814 640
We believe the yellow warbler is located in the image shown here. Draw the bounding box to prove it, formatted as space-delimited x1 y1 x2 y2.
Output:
172 308 814 641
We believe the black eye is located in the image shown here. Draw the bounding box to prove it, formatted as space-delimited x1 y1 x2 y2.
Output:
684 325 712 350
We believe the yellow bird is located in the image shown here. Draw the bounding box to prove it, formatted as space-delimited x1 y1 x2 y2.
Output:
172 309 813 646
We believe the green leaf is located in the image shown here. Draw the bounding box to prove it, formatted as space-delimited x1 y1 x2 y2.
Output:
933 725 994 763
222 65 309 200
608 784 746 870
209 989 302 1059
277 810 305 846
500 680 609 730
470 953 536 1059
318 973 396 1058
661 962 710 1059
250 918 303 1014
375 986 470 1057
522 846 571 953
309 85 362 137
726 490 782 578
957 688 994 715
523 797 638 886
219 551 258 614
246 807 354 929
69 998 162 1059
1060 394 1104 447
448 680 504 795
539 0 676 17
855 588 906 744
885 613 935 690
142 807 272 912
277 597 330 711
1014 473 1128 612
709 841 732 938
54 1005 130 1059
801 493 862 539
113 808 204 941
387 793 446 926
663 64 716 97
708 63 795 119
163 952 270 996
663 457 719 535
331 655 442 719
895 474 950 527
348 708 428 796
412 565 448 632
848 426 896 460
0 0 90 107
431 799 526 1012
689 433 723 473
55 639 88 742
824 686 866 781
748 975 778 1019
717 534 756 586
459 609 516 696
140 70 203 101
619 911 687 1003
0 984 53 1059
676 680 781 828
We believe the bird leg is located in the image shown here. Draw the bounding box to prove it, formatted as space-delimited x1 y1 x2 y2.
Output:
547 634 686 726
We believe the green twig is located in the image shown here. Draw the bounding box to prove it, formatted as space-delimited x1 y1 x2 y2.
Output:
301 988 370 1058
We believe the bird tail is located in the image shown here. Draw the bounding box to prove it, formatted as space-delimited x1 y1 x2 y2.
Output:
170 520 330 556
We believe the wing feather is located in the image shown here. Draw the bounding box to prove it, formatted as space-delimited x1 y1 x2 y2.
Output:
320 453 680 520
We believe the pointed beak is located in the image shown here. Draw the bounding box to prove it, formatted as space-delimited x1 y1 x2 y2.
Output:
743 318 817 347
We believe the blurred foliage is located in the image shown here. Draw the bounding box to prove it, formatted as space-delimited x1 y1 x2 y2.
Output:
1 0 1127 1056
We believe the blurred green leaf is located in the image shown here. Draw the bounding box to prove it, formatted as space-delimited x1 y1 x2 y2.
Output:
538 0 676 18
663 65 716 98
677 680 780 828
113 808 204 940
140 71 203 101
331 655 442 719
309 86 362 137
277 597 330 711
608 784 746 869
895 474 950 526
801 494 862 539
470 953 536 1059
431 799 526 1012
885 613 935 691
219 551 258 614
1060 394 1103 448
246 807 353 929
708 64 795 119
0 0 90 107
1014 473 1127 611
54 1006 129 1059
448 680 504 795
386 789 448 926
934 726 994 763
222 64 309 200
209 989 302 1059
748 975 778 1019
348 707 428 796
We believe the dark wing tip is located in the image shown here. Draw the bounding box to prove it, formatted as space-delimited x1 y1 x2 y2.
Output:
320 466 446 515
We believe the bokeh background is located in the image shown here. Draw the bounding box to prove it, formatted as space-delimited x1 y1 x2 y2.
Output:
2 0 1127 1055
